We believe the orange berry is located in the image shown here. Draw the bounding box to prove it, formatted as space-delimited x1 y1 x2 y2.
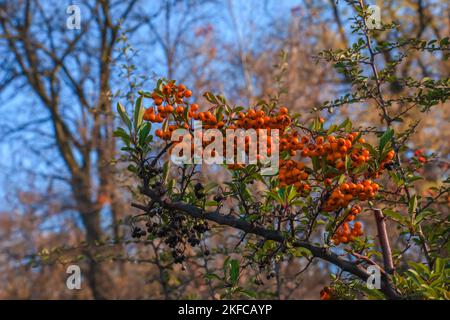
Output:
191 103 199 112
165 105 174 113
155 114 164 122
143 108 154 121
257 118 265 126
205 111 213 119
176 106 184 114
155 129 163 138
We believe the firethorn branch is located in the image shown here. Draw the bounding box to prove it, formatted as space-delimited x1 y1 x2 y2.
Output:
373 209 395 274
349 0 447 271
349 251 386 274
132 186 403 300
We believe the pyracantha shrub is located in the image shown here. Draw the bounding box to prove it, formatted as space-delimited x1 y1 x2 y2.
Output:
115 2 449 300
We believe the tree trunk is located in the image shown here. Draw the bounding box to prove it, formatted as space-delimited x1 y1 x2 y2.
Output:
72 175 114 299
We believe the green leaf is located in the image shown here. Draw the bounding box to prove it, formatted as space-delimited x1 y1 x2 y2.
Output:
162 161 170 183
138 122 151 144
287 185 298 202
229 259 239 284
117 102 132 130
293 247 312 258
113 127 131 145
156 79 163 91
311 156 320 171
414 209 434 225
408 195 418 217
379 128 394 154
203 92 219 104
205 200 219 207
440 37 449 46
133 96 144 130
127 164 137 173
204 273 221 281
338 118 352 132
434 258 444 273
344 155 351 170
383 209 407 225
167 179 175 194
327 124 338 135
240 289 257 299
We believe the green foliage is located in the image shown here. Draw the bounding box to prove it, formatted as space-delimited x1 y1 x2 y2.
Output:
393 258 450 299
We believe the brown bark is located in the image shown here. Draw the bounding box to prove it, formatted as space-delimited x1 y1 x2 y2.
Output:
373 208 395 274
134 186 403 300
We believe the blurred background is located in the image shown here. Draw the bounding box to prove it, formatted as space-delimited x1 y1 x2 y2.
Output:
0 0 448 299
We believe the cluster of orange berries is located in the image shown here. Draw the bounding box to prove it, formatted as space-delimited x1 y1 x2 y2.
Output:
143 83 193 139
143 85 281 166
332 220 363 245
145 86 298 166
305 133 369 169
278 133 305 156
190 108 225 129
235 107 291 131
345 204 362 221
151 82 192 106
228 107 292 160
273 132 372 179
323 180 379 212
278 160 310 193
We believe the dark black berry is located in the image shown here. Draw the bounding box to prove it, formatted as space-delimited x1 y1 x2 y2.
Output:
194 182 203 191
